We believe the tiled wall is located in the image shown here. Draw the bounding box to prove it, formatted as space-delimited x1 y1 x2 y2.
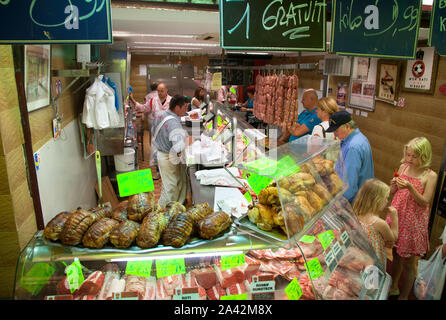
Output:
0 46 37 299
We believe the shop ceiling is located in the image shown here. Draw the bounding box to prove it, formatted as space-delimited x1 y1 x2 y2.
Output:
111 1 432 57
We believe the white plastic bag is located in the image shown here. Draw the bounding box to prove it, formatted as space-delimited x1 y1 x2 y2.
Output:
413 247 446 300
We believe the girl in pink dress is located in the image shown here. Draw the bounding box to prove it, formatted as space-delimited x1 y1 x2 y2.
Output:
387 137 438 300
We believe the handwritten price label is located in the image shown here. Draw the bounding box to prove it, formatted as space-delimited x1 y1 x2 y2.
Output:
299 235 317 244
317 230 335 250
20 262 55 296
66 259 84 294
117 169 154 197
221 254 245 271
285 278 303 300
243 191 253 203
247 173 273 195
276 156 300 177
125 260 152 278
156 258 186 278
305 258 324 279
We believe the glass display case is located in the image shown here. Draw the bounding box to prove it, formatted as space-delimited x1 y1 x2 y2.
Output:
14 136 391 300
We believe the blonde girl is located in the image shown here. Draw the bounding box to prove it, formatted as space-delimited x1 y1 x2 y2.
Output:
387 137 438 300
312 97 339 139
353 179 399 266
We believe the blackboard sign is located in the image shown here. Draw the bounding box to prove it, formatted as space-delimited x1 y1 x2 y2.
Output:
0 0 112 44
330 0 422 59
220 0 327 51
429 0 446 56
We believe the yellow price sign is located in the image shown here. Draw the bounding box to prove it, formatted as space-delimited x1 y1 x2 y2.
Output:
125 260 152 278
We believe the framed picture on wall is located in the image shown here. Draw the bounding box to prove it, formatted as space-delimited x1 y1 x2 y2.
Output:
376 59 401 104
24 45 51 112
402 47 439 94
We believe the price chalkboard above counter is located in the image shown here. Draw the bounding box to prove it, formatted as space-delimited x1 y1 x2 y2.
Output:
429 0 446 56
0 0 112 44
330 0 422 59
220 0 327 52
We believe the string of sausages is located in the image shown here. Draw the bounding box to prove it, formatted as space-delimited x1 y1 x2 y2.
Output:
253 74 299 127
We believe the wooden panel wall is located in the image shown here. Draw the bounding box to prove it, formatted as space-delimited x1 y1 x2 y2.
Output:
326 57 446 255
0 44 88 298
0 45 35 299
29 45 84 151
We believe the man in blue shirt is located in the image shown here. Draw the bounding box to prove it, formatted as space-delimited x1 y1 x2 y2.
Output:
326 111 374 203
278 89 321 144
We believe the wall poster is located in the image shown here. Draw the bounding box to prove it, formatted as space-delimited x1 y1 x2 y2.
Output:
348 57 377 111
24 45 51 112
402 47 439 94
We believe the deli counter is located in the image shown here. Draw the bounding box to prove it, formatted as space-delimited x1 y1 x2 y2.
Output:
13 136 391 300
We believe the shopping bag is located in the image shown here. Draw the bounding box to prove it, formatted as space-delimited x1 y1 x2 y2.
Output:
413 247 446 300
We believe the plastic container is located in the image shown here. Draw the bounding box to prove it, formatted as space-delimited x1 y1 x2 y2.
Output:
114 148 135 172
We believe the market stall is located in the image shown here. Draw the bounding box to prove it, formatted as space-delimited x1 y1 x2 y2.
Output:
13 136 391 300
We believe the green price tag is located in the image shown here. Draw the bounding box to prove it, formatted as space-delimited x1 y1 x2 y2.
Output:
317 230 335 251
243 191 253 203
126 260 153 278
217 115 222 127
245 157 278 175
221 293 247 300
20 263 56 296
117 169 154 197
285 278 303 300
276 156 300 177
305 258 324 279
299 235 317 244
230 87 236 95
156 258 186 278
66 259 84 294
242 135 250 146
207 121 213 130
221 254 245 271
247 173 273 195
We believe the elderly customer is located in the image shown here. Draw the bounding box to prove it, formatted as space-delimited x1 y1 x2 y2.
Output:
326 110 374 203
312 97 339 139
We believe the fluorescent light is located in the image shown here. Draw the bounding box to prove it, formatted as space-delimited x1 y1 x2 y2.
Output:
114 31 196 39
132 46 204 50
133 41 219 47
110 250 243 262
422 0 433 5
228 51 270 55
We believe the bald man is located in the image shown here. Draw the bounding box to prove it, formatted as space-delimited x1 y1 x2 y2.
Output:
278 89 321 144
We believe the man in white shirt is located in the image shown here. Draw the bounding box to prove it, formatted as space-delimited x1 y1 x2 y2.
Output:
130 82 172 179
